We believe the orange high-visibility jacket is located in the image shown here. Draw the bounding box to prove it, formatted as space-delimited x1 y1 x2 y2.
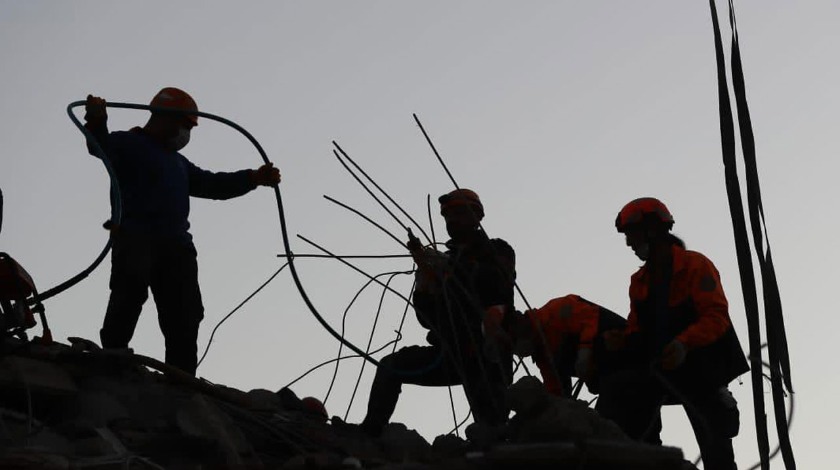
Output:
527 295 602 395
625 244 749 388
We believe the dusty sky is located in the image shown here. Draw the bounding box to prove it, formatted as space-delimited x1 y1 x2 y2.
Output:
1 1 836 467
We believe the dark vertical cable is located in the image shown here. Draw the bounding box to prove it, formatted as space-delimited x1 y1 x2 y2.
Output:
708 1 770 467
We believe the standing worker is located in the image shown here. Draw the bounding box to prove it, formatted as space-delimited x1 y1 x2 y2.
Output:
360 188 516 438
83 88 281 376
599 197 748 470
509 294 626 397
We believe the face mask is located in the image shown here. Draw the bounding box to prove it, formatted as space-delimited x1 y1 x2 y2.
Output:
168 127 191 151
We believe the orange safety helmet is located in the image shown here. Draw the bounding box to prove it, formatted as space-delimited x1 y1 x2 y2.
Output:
615 197 674 233
439 188 484 218
150 87 199 125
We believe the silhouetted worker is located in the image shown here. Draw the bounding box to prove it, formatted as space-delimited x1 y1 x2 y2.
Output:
508 295 626 397
83 88 281 375
599 197 748 470
360 188 516 437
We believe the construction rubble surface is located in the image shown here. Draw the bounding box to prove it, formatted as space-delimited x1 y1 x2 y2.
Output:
0 337 697 469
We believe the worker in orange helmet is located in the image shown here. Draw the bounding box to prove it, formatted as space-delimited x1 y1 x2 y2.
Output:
83 88 281 376
360 188 517 438
508 295 626 397
599 197 748 470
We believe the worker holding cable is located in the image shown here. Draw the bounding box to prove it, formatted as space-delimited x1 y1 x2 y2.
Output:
599 197 748 470
359 188 516 439
83 88 280 376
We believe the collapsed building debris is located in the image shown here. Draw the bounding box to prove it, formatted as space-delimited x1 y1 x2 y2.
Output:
0 337 694 469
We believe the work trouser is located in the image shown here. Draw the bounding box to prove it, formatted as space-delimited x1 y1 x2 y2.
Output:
596 369 739 470
361 344 511 436
101 232 204 376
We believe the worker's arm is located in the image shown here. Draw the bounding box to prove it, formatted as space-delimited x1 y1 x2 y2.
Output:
535 356 565 396
83 95 110 157
675 255 731 350
186 161 279 200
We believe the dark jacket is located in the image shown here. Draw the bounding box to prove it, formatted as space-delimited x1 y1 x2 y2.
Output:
90 128 255 242
413 230 516 353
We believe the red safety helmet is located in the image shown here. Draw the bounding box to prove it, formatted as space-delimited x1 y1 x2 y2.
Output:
439 188 484 218
615 197 674 233
150 87 199 125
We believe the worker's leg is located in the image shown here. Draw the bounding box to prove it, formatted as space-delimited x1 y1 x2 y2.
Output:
596 369 664 444
101 233 151 349
461 349 512 426
151 240 204 376
683 387 739 470
361 345 456 436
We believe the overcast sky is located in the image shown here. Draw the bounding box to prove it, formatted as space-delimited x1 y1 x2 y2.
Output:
1 1 836 467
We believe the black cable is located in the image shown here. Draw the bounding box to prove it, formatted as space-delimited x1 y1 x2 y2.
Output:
197 263 288 368
344 272 407 420
707 3 771 467
448 410 472 436
447 385 460 438
333 141 432 245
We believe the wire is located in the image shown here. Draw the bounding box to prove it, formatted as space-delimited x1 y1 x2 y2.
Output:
323 195 407 249
447 385 460 438
344 271 408 420
331 149 410 237
284 335 403 390
277 253 411 260
325 270 410 404
197 263 288 368
333 141 432 245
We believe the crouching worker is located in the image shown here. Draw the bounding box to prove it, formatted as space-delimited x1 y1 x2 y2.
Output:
360 189 516 437
508 295 626 397
599 197 748 470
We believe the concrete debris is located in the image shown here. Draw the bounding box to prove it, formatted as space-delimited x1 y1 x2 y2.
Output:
0 338 696 469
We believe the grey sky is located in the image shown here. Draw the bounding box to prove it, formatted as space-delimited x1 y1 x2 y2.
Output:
1 1 835 466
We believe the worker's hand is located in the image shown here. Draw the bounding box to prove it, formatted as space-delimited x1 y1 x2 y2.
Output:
406 229 423 254
575 347 595 382
84 95 107 125
603 330 627 351
251 163 281 187
661 339 687 371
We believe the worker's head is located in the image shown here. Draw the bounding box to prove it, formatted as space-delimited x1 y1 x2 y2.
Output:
615 197 678 261
147 87 199 151
439 188 484 241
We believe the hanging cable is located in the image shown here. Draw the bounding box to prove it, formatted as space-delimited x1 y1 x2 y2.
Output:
197 263 289 368
726 2 795 467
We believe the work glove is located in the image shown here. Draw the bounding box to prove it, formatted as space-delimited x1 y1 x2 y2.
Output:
661 339 687 370
84 94 108 125
250 163 282 187
574 347 595 382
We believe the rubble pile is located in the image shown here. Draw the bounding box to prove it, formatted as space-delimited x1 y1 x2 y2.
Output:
0 339 694 469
